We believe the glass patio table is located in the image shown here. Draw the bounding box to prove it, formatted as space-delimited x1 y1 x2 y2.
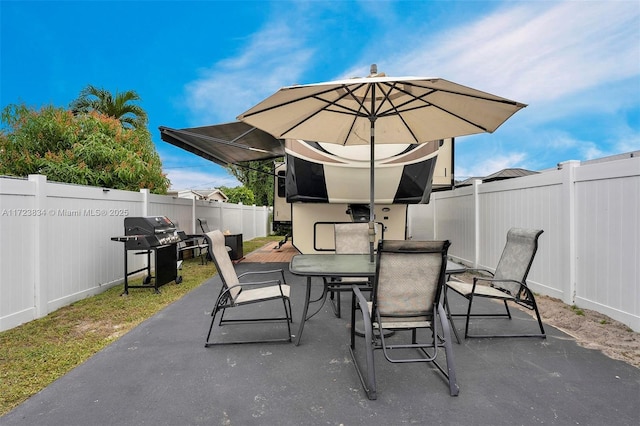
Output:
289 254 375 346
289 253 466 345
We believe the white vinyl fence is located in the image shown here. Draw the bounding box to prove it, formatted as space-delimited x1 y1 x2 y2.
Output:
2 153 639 333
0 175 269 332
408 154 640 332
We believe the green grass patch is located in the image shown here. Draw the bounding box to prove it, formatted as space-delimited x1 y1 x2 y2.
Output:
570 305 585 316
0 235 283 416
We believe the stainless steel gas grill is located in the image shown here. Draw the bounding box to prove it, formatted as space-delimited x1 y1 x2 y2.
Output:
111 216 184 294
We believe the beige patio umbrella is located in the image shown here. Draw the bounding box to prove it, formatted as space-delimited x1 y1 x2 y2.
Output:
238 65 526 259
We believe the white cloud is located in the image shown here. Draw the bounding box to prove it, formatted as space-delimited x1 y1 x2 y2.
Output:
167 169 240 191
176 0 639 187
615 136 640 154
184 22 314 125
544 130 582 150
581 143 607 161
456 152 528 179
393 1 640 106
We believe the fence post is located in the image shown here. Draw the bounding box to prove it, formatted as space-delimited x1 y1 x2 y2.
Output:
472 179 482 268
140 188 149 216
218 202 224 232
559 160 580 305
29 175 48 318
191 197 196 234
239 202 245 236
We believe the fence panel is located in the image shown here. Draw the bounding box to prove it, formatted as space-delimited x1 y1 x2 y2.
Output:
574 158 640 326
148 193 194 232
476 171 566 300
220 203 243 234
0 175 269 332
0 177 37 330
408 155 639 331
436 186 477 264
194 200 223 232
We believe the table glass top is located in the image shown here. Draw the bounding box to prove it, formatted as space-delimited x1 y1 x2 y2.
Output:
290 254 466 277
289 254 376 277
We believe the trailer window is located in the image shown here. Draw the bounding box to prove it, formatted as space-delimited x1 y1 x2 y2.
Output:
277 170 286 198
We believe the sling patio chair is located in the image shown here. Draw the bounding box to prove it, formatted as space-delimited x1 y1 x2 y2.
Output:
349 239 459 400
325 223 373 318
445 228 546 341
197 217 211 233
203 230 292 346
197 218 215 263
174 221 209 265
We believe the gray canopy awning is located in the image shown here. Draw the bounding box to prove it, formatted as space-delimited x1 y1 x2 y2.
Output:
159 122 284 167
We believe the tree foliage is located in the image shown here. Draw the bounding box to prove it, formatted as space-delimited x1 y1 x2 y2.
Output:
69 85 148 130
226 160 278 206
219 185 255 205
0 103 169 193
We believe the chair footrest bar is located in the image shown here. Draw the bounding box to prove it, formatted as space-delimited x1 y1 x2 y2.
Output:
448 313 511 318
219 317 292 324
466 333 546 339
205 337 292 347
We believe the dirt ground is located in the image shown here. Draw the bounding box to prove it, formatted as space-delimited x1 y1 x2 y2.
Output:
529 293 639 368
454 271 639 369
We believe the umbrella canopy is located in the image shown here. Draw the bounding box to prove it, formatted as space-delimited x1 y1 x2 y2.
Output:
237 65 527 258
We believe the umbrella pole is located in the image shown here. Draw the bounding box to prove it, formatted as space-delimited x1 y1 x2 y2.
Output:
369 86 376 263
369 125 375 262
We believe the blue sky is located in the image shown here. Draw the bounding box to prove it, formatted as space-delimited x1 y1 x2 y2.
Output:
2 0 639 190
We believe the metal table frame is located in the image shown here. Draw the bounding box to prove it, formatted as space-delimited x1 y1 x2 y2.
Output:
289 254 467 346
289 254 375 345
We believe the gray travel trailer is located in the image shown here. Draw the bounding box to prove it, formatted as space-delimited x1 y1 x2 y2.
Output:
159 123 454 254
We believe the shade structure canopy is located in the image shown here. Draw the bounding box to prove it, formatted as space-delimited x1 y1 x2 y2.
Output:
237 66 527 259
159 122 283 167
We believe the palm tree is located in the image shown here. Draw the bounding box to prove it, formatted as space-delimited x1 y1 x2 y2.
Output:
70 85 148 130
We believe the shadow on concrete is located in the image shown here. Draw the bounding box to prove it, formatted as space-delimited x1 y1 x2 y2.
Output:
2 262 638 425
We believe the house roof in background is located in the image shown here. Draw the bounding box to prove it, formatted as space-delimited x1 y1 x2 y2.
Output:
482 168 539 182
456 168 538 187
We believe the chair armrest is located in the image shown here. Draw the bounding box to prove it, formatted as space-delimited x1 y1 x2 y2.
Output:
465 268 494 277
226 279 287 295
217 279 287 305
473 276 523 296
352 285 372 322
229 279 283 288
238 269 286 283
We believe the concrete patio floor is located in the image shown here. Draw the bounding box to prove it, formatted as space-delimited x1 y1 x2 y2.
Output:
2 261 638 426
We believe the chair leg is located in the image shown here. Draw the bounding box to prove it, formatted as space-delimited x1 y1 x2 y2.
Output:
464 293 474 339
283 297 293 324
205 305 221 347
503 300 512 319
529 292 546 337
349 287 377 400
327 278 342 318
437 304 460 396
206 300 293 346
218 306 228 326
282 297 293 342
443 287 462 344
329 287 342 318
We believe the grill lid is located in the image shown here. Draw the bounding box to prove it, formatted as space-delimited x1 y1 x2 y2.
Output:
124 216 177 236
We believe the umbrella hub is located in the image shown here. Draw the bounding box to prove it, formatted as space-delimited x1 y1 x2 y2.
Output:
368 63 386 78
